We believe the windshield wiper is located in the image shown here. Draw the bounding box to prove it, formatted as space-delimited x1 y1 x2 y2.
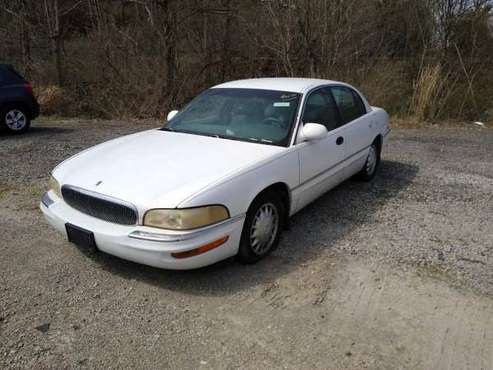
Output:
164 129 224 139
248 137 273 144
161 129 276 145
194 132 227 139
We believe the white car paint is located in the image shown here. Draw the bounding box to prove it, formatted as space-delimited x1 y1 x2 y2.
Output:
51 129 286 214
41 78 390 269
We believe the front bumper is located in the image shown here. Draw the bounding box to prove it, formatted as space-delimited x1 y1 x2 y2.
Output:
40 191 245 270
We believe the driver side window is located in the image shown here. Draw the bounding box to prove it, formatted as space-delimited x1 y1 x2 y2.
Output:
302 89 339 132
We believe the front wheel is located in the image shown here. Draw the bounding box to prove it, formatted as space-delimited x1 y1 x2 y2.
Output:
1 106 31 134
356 143 380 181
237 192 285 264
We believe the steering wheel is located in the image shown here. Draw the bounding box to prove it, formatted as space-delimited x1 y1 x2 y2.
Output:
261 116 284 128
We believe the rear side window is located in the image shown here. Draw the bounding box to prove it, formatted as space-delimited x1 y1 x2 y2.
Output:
330 86 366 124
0 65 26 85
301 89 339 132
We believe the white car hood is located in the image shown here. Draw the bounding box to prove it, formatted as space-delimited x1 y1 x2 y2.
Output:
54 129 285 209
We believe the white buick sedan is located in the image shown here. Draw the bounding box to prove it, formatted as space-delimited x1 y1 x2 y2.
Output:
41 78 389 269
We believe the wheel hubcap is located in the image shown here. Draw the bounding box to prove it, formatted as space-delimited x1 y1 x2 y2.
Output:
250 203 279 255
5 110 27 131
366 146 377 175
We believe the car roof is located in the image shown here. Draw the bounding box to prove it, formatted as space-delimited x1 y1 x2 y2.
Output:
212 78 347 94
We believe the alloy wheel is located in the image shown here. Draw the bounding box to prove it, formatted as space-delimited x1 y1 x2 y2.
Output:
5 110 27 131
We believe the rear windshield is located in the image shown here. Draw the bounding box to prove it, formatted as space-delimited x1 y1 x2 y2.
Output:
0 65 26 85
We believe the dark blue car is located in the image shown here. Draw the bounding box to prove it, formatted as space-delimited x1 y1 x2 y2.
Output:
0 64 39 134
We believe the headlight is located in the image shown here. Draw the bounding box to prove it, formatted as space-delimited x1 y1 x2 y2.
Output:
143 205 229 230
49 174 62 198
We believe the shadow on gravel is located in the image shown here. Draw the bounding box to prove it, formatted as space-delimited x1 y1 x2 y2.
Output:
0 126 73 139
89 159 419 296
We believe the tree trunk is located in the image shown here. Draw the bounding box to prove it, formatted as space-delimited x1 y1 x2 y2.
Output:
220 0 232 81
20 2 32 76
54 35 63 86
157 0 177 108
45 0 64 86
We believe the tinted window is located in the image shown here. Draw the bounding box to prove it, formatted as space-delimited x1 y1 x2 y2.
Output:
301 89 339 132
165 88 301 146
0 65 25 86
330 86 366 124
180 93 229 124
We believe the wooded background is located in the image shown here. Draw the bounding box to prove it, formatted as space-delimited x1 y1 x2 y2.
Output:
1 0 492 121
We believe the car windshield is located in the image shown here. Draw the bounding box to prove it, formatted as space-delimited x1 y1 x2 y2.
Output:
162 88 301 146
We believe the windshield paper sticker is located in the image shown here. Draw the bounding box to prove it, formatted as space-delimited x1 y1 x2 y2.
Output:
273 102 290 107
280 93 298 100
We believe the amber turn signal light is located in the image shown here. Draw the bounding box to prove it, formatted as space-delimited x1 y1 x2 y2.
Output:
171 236 229 259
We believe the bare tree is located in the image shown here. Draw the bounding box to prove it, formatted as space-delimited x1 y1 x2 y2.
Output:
1 0 491 120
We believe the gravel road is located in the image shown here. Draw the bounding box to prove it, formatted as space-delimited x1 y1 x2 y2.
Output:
1 119 492 369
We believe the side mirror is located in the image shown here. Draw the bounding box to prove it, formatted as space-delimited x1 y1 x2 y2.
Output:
301 123 328 142
167 110 179 121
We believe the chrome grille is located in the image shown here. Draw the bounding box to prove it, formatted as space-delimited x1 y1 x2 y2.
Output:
61 185 138 225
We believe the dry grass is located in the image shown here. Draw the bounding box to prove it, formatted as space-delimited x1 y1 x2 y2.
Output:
409 64 446 121
390 115 492 129
416 263 457 284
35 85 74 116
356 59 411 116
0 184 14 200
390 116 427 128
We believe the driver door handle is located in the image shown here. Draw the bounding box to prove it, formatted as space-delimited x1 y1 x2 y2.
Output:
336 136 344 145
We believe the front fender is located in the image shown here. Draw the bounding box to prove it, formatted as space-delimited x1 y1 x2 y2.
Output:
178 150 299 217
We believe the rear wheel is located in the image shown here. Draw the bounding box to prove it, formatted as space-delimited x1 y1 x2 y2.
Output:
237 191 285 264
356 142 380 181
1 106 31 134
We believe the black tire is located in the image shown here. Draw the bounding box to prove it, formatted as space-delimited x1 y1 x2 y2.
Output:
237 191 285 264
356 142 380 181
0 105 31 134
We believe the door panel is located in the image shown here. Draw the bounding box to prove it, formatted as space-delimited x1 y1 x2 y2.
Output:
294 87 347 212
330 86 373 176
342 115 372 159
295 128 346 211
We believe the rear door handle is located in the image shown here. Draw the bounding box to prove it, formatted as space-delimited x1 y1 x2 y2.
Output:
336 136 344 145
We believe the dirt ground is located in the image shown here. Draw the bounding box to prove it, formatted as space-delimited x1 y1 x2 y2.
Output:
1 119 492 369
